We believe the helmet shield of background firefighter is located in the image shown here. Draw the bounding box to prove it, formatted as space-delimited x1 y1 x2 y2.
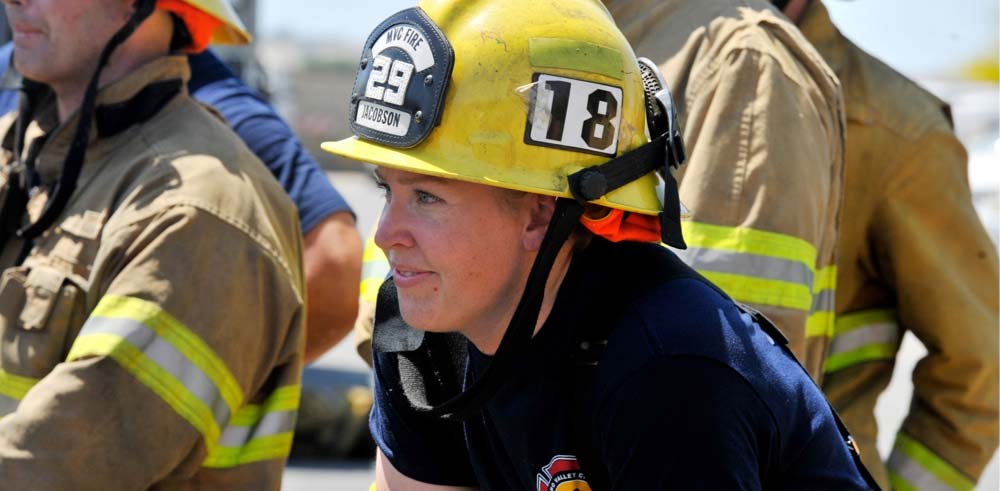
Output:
322 0 662 215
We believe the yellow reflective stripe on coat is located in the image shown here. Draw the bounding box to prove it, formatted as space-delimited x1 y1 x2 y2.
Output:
203 384 301 468
695 270 812 310
888 433 975 491
823 309 899 374
66 295 244 453
360 233 389 303
678 222 815 310
678 222 834 335
806 265 837 339
0 369 41 416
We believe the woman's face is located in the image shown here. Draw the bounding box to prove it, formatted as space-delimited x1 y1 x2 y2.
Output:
373 167 542 347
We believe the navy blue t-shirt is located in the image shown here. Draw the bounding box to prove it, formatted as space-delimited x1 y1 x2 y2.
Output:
0 43 350 234
370 239 872 490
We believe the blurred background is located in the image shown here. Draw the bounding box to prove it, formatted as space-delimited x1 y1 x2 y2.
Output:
2 0 997 489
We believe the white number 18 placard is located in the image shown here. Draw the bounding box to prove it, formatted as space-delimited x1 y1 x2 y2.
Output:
525 74 624 157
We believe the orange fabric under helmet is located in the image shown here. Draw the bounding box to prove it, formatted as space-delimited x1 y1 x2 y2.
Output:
580 208 662 243
156 0 222 53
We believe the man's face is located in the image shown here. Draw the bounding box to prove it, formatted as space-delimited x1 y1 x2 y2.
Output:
4 0 132 87
373 168 539 346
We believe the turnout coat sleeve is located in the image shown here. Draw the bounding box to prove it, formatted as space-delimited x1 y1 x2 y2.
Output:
828 120 1000 489
0 200 305 490
826 104 999 490
881 126 999 488
674 38 844 380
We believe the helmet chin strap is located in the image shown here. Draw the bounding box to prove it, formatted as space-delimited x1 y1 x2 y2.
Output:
401 197 584 420
12 0 156 245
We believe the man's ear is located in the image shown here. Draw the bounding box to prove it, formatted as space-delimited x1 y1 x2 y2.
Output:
522 195 557 251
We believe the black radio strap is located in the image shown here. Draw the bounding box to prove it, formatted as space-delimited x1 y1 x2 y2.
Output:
743 306 881 490
0 79 180 264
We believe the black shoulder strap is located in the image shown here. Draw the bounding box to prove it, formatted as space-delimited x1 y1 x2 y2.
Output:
742 308 881 490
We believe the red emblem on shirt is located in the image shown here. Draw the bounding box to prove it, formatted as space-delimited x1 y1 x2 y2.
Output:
536 455 593 491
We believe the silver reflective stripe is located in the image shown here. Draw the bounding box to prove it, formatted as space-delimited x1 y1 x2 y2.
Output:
812 288 835 313
828 321 899 355
0 394 18 416
675 247 813 287
217 410 297 448
889 451 956 491
81 316 231 426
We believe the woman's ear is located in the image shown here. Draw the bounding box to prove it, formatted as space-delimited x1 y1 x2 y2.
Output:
522 195 557 251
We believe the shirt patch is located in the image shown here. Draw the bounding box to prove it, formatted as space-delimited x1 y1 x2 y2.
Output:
536 455 592 491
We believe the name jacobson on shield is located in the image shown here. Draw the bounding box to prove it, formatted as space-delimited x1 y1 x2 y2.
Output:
357 100 411 137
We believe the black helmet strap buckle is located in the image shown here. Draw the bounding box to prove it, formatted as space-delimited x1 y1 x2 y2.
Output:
566 124 687 249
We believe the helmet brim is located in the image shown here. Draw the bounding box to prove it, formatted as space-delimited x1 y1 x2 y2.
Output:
321 136 663 216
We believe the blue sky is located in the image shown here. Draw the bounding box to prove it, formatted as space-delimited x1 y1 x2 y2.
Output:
259 0 998 80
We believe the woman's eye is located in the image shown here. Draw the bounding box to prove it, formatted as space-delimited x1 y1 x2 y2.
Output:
416 190 441 204
375 182 391 201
